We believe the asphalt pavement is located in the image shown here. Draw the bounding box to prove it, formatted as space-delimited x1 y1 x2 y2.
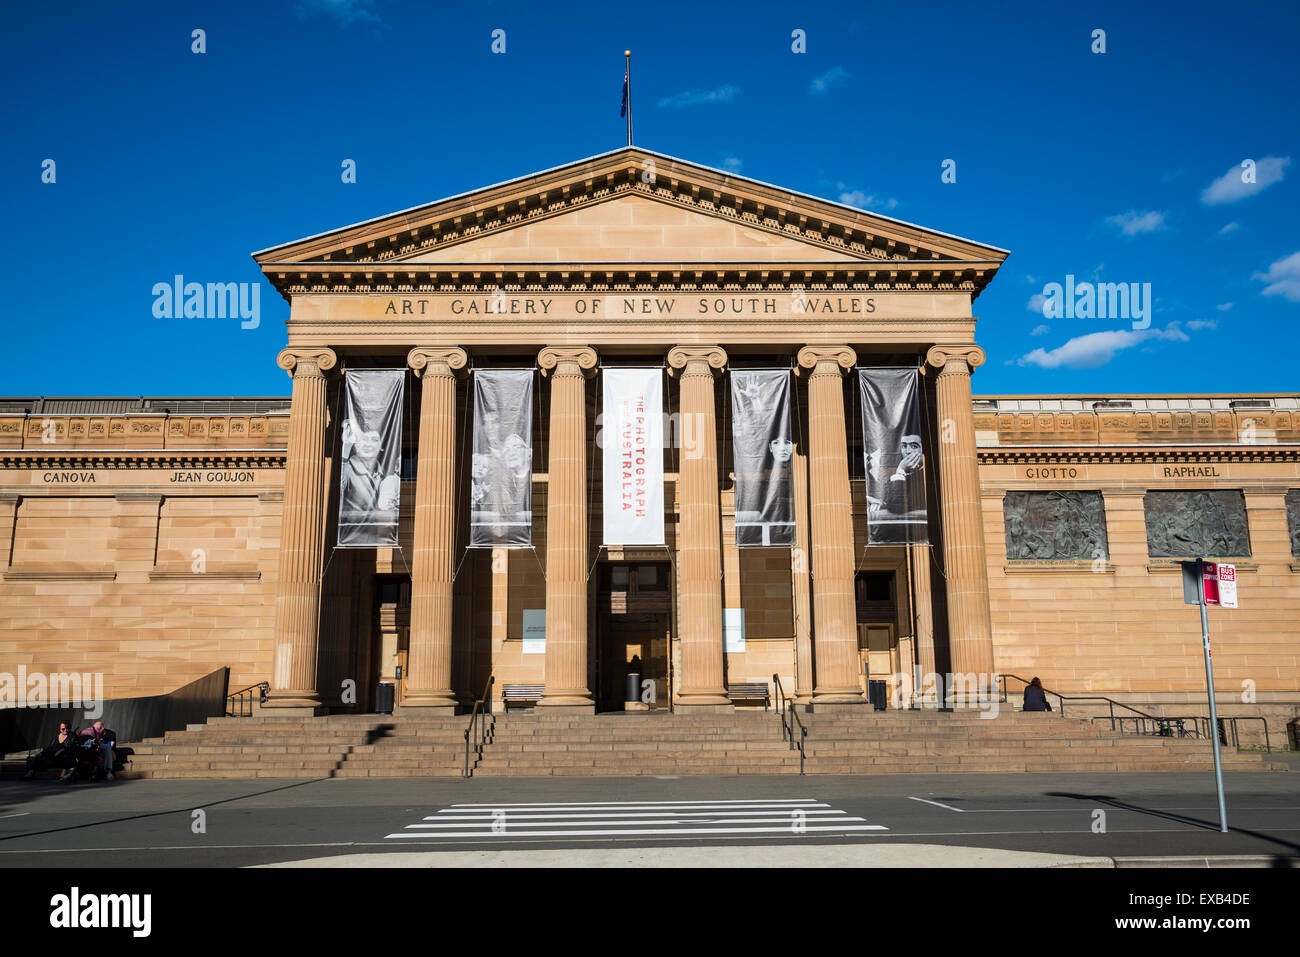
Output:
1 770 1297 867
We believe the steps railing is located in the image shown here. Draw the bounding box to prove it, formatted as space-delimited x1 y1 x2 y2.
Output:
1000 674 1271 751
463 675 495 778
1090 714 1271 753
226 681 268 717
772 674 806 775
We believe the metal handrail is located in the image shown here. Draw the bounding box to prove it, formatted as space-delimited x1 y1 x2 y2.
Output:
226 681 269 717
772 674 806 775
1091 714 1271 753
999 673 1166 723
463 675 495 778
1001 674 1272 753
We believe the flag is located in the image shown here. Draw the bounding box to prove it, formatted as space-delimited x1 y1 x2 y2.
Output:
620 69 628 117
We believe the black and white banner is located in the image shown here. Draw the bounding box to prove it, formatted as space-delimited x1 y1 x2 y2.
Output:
858 368 929 545
602 368 664 545
337 369 405 548
470 369 534 547
730 369 795 547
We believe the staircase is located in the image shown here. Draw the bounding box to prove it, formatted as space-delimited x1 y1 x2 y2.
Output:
92 708 1288 779
798 711 1290 774
117 714 468 779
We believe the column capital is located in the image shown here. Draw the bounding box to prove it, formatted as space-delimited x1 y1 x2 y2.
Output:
796 345 856 374
667 345 727 377
538 345 598 377
276 347 337 378
407 346 468 378
926 344 986 374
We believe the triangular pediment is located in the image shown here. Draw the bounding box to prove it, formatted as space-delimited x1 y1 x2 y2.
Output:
253 148 1008 296
394 192 862 264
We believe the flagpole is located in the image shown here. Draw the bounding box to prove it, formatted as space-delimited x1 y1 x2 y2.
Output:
625 50 633 146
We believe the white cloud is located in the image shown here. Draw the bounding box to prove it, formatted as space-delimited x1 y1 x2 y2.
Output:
1016 326 1187 369
835 182 897 211
1030 324 1050 336
1201 156 1291 205
722 157 743 173
296 0 380 24
1216 302 1234 311
657 85 739 109
1024 274 1037 284
1254 250 1300 302
1218 221 1240 236
1027 293 1047 314
1105 210 1167 237
809 66 851 94
1186 319 1218 330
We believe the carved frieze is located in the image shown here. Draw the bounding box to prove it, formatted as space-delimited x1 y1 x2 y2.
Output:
1003 490 1109 561
1143 489 1251 558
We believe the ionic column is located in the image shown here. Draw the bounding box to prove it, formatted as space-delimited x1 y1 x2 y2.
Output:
796 346 865 705
537 346 598 711
403 346 468 711
667 346 731 709
791 443 814 703
926 344 994 689
266 346 337 712
910 545 936 703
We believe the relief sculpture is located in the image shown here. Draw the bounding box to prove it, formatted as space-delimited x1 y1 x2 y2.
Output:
1287 490 1300 559
1144 489 1250 558
1003 490 1109 560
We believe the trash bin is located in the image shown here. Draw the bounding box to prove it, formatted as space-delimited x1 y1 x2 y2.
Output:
868 679 887 711
375 681 395 715
626 672 641 703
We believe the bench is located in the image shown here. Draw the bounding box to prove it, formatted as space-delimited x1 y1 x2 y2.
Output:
726 682 771 709
502 684 544 712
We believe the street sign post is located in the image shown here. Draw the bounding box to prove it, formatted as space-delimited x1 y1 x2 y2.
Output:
1181 558 1229 833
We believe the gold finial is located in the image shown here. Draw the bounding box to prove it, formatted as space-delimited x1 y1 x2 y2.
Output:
624 50 631 56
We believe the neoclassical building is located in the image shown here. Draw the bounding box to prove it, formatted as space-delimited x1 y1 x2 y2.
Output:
2 149 1297 737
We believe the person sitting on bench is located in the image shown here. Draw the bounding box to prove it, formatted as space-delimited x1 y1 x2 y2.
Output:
76 720 118 781
22 722 76 780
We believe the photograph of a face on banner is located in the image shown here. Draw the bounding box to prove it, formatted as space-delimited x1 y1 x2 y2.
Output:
859 368 929 545
337 369 405 547
470 369 534 547
731 370 795 547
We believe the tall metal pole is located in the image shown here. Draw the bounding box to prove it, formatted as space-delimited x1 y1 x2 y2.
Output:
625 50 633 146
1198 558 1228 833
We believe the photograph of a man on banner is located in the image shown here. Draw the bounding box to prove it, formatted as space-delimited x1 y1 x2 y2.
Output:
730 369 795 546
338 369 405 548
470 369 534 547
859 367 929 545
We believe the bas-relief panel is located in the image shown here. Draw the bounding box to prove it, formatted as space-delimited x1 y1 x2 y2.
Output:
1143 490 1251 558
1003 491 1109 560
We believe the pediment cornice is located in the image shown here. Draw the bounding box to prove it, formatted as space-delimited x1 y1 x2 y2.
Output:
254 148 1007 298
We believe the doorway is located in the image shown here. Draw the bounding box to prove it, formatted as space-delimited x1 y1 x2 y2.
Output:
596 562 672 712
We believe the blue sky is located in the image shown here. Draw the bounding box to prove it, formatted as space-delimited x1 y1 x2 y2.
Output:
3 0 1297 397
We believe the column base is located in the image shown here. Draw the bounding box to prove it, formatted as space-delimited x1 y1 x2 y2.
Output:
536 701 596 715
263 690 323 715
396 701 459 715
674 700 735 713
810 690 868 711
399 691 459 713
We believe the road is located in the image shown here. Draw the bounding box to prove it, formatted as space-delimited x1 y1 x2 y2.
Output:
1 771 1297 867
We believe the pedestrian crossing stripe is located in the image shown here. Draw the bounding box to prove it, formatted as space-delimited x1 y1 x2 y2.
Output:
385 798 887 840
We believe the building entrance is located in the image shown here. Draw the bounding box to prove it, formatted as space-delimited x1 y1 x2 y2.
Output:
596 562 672 712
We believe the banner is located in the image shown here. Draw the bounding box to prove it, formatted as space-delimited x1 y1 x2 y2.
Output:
858 368 929 545
337 369 405 548
602 368 664 545
730 369 796 546
470 369 534 547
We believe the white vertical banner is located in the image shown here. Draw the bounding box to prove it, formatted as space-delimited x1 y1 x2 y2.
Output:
602 368 664 545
